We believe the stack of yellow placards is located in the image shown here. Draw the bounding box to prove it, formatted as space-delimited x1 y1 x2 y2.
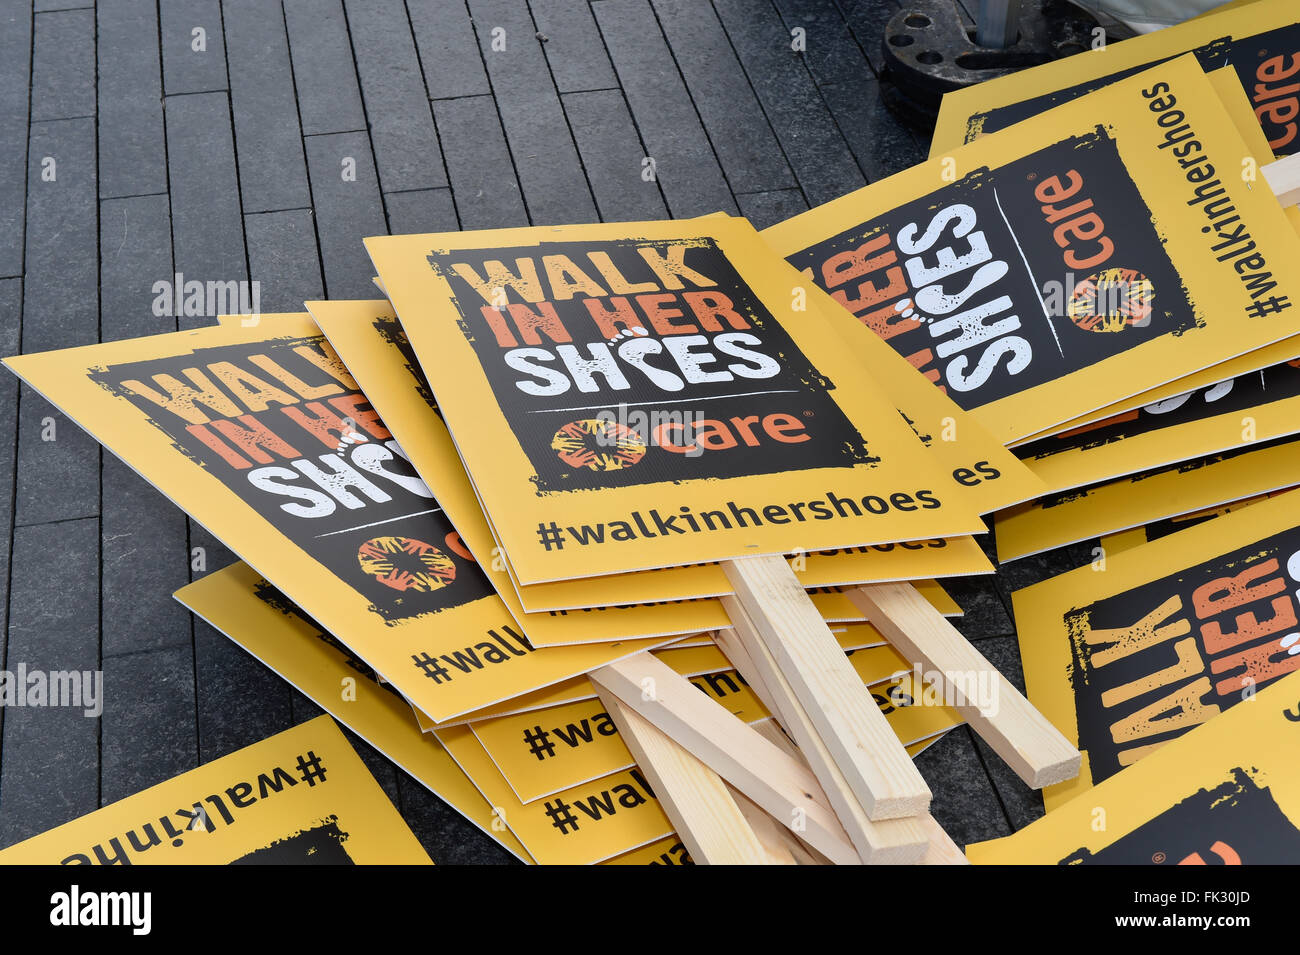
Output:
8 0 1300 864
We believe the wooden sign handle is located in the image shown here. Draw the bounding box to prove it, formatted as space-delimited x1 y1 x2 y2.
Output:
593 687 781 865
589 652 860 864
748 718 965 864
717 608 931 865
1263 154 1300 208
849 581 1080 789
722 555 931 821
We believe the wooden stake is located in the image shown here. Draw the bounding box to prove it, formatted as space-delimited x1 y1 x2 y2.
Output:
717 598 928 864
719 619 968 864
849 582 1080 789
590 652 859 864
918 813 969 866
723 555 931 820
746 721 833 864
726 783 805 865
595 688 775 865
1263 154 1300 208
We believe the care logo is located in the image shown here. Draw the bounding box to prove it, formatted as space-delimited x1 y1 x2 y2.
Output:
357 535 457 593
551 418 646 471
1067 267 1155 333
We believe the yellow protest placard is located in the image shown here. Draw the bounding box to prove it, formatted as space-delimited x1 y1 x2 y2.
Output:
0 715 431 865
419 622 883 730
990 65 1300 443
469 648 960 806
602 835 695 866
173 561 531 862
436 724 672 865
366 217 987 585
1011 488 1300 810
1100 491 1289 559
996 437 1300 561
933 0 1300 156
308 301 988 628
469 674 772 805
3 321 680 721
1011 351 1300 495
701 212 1048 516
967 667 1300 864
762 57 1300 445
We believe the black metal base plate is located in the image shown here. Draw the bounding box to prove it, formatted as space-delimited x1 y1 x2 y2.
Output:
882 0 1102 130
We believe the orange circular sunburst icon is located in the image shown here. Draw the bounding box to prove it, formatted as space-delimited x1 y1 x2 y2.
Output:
357 536 457 593
551 418 647 471
1067 267 1155 333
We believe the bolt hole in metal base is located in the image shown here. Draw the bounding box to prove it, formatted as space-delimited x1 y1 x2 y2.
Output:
881 0 1103 131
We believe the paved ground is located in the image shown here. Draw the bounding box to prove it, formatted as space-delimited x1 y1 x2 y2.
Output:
0 0 1087 862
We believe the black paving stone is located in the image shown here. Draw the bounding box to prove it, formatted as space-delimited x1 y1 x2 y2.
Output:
713 0 866 207
30 8 94 123
289 689 325 724
531 0 619 94
468 0 596 226
225 0 313 214
969 635 1047 831
345 0 447 194
562 89 667 222
283 0 368 136
303 131 389 298
398 775 520 865
0 279 20 657
914 725 1014 849
193 618 294 764
383 188 461 235
408 0 491 100
164 92 248 330
101 455 192 658
96 0 168 200
1000 543 1091 628
188 525 239 579
592 0 737 217
432 96 527 230
0 519 100 849
160 0 228 96
945 573 1015 642
244 209 325 312
13 390 100 528
22 119 98 354
837 0 903 77
0 1 31 279
100 646 198 806
100 194 175 341
16 118 99 528
772 0 926 180
651 0 796 196
824 78 927 181
736 188 809 231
